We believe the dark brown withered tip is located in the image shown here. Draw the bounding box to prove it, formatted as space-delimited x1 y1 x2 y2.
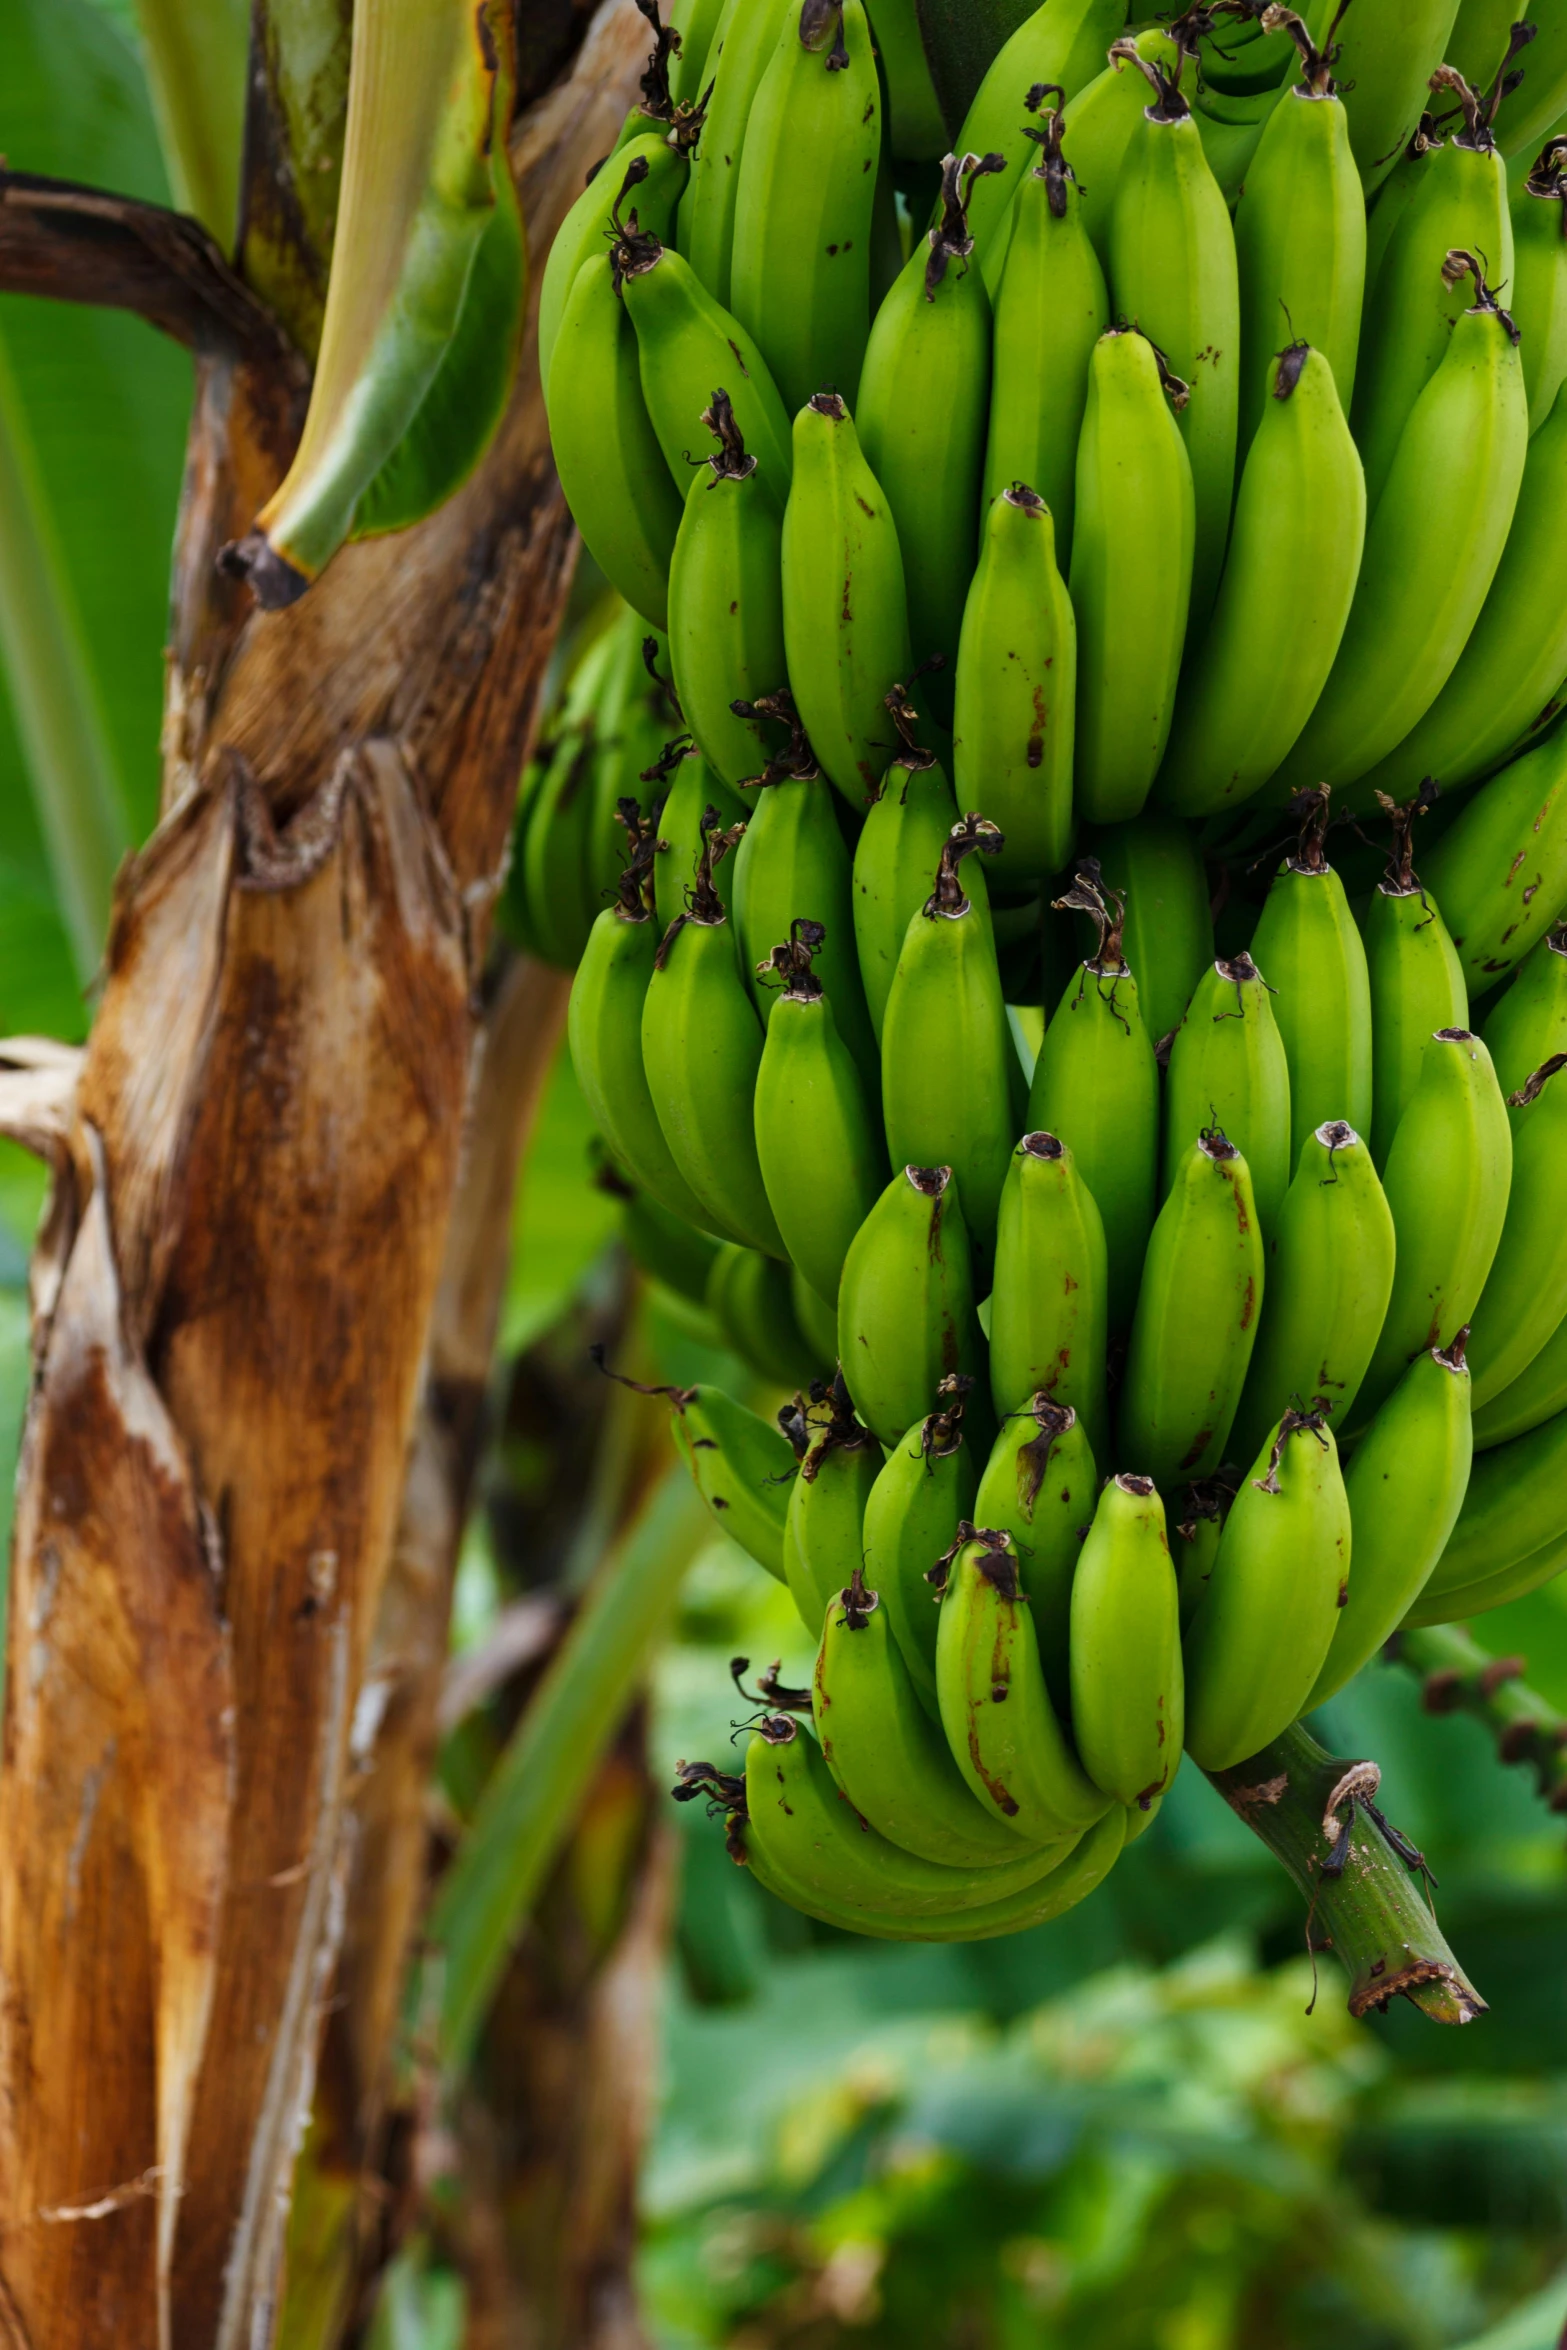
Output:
1020 1131 1066 1161
1198 1125 1238 1162
696 387 758 483
1273 340 1311 398
924 812 1004 919
217 531 311 609
756 917 826 1001
1435 1327 1471 1373
905 1165 952 1198
1116 1473 1157 1497
808 389 848 418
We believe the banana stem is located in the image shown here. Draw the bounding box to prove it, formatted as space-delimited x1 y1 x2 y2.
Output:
1391 1622 1567 1813
1203 1722 1487 2024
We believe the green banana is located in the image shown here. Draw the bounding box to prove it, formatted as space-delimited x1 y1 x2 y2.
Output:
935 1529 1112 1841
1399 1525 1567 1625
1162 952 1293 1237
1106 39 1241 630
971 1396 1098 1720
837 1164 988 1444
752 920 889 1307
730 0 882 415
1511 139 1567 429
1301 0 1465 196
1247 788 1374 1164
1351 381 1567 808
1025 867 1160 1330
952 483 1076 884
951 0 1132 269
1352 1025 1513 1428
864 0 947 159
652 744 748 932
1272 254 1529 800
863 1377 979 1719
1362 113 1440 292
982 92 1109 556
1421 717 1567 996
519 625 624 968
679 0 794 305
851 705 964 1040
662 1376 804 1576
619 1181 722 1304
987 1132 1109 1457
1229 1119 1398 1471
782 1369 884 1631
1154 344 1366 820
1495 10 1567 156
1070 1475 1184 1809
641 817 789 1255
1413 1397 1567 1609
1480 921 1567 1102
1082 810 1214 1044
880 817 1021 1280
1364 789 1470 1165
1070 329 1196 825
1447 0 1526 100
669 0 728 105
1472 1305 1567 1446
666 391 790 792
615 223 794 491
1183 1406 1352 1769
1056 27 1184 266
781 392 914 805
580 622 683 924
540 141 689 396
1172 1476 1235 1630
706 1241 824 1385
1467 1052 1567 1406
1120 1128 1267 1486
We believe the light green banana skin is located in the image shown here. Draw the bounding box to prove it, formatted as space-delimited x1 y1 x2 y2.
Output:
953 0 1131 263
653 756 747 934
707 1243 822 1386
1026 960 1159 1332
1417 1401 1567 1605
1120 1133 1266 1487
952 486 1077 883
1069 332 1196 824
837 1166 988 1445
1155 347 1365 819
784 1428 883 1633
1055 29 1183 268
1070 1476 1184 1805
1273 301 1530 800
670 1386 798 1579
1162 957 1293 1238
1512 172 1567 430
1083 811 1213 1044
538 136 687 395
730 781 879 1081
1302 0 1463 196
972 1402 1098 1721
547 256 683 627
863 1421 977 1720
1495 21 1567 158
781 394 914 805
1230 1121 1396 1472
1422 721 1567 996
987 1134 1110 1460
669 0 728 106
730 0 881 415
852 764 964 1039
1400 1526 1567 1627
1468 1061 1567 1407
642 912 787 1255
1365 882 1470 1168
1233 86 1365 459
1249 859 1374 1166
814 1593 1049 1864
668 463 788 792
863 0 947 160
678 0 794 307
1473 1309 1567 1447
1482 926 1567 1106
622 1186 721 1306
1174 1505 1224 1631
983 162 1109 555
753 985 888 1308
570 907 716 1233
621 242 794 492
1352 1027 1513 1430
1193 84 1282 208
1309 1344 1473 1705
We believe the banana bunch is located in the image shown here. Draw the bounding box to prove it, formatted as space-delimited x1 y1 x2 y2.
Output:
541 0 1567 1941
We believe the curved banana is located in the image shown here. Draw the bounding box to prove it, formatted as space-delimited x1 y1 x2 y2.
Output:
752 920 889 1307
540 140 688 395
1422 718 1567 996
730 0 882 415
620 1181 721 1305
707 1242 823 1385
1119 1128 1267 1486
782 1369 884 1632
1364 789 1471 1166
1472 1308 1567 1447
1301 0 1471 196
652 744 748 933
1511 138 1567 429
1193 78 1286 205
679 0 794 305
1413 1396 1567 1610
1229 1119 1398 1470
1467 1052 1567 1405
863 0 947 160
1248 788 1374 1163
1352 1025 1513 1430
851 720 963 1040
951 0 1131 268
1172 1477 1235 1630
1070 1475 1184 1809
1070 329 1196 825
1162 952 1293 1237
669 0 727 106
1154 344 1365 820
792 1264 840 1360
1056 27 1184 266
988 1133 1110 1458
520 626 628 968
1081 810 1214 1044
1400 1526 1567 1626
862 1377 979 1718
667 391 790 792
837 1164 989 1445
781 392 914 806
953 483 1076 883
666 1380 804 1577
971 1396 1097 1718
1481 921 1567 1102
616 223 794 490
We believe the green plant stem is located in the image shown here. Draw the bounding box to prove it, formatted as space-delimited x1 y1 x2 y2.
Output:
132 0 250 244
0 334 129 986
1204 1723 1488 2025
427 1466 704 2070
1392 1623 1567 1812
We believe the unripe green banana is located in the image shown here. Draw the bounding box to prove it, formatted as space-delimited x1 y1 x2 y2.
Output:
1192 77 1285 206
730 0 882 415
1412 1396 1567 1612
669 0 727 105
652 745 748 933
837 1164 988 1445
813 1569 1052 1863
880 817 1021 1281
752 920 889 1307
1247 789 1374 1164
1271 256 1529 800
1183 1406 1352 1769
520 634 624 969
1472 1306 1567 1446
863 0 947 159
1070 329 1196 825
641 820 788 1255
666 391 789 792
663 1378 804 1577
619 1178 722 1306
1106 41 1241 630
1120 1129 1267 1486
781 1369 884 1631
851 725 963 1040
781 392 914 806
615 225 793 492
1309 1337 1475 1704
1154 345 1366 820
1056 27 1183 266
706 1241 823 1385
935 1529 1112 1841
988 1133 1109 1458
547 251 684 627
1229 1119 1397 1471
792 1265 840 1360
1495 12 1567 157
1231 11 1365 455
971 1396 1097 1720
540 141 689 396
1070 1474 1184 1809
580 623 683 924
1361 113 1438 291
862 1377 979 1718
1400 1525 1567 1625
679 0 794 305
1025 870 1160 1331
858 151 1007 694
1301 0 1466 196
1162 953 1293 1237
1172 1477 1235 1630
1363 791 1471 1165
1352 1025 1513 1429
951 0 1131 268
1467 1052 1567 1405
1082 810 1214 1044
952 484 1076 884
1422 719 1567 996
1350 382 1567 807
1511 138 1567 428
982 94 1109 554
1481 921 1567 1102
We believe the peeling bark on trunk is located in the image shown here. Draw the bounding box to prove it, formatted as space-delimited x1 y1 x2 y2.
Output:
0 8 648 2343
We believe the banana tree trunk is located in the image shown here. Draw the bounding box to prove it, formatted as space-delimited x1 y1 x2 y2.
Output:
0 7 646 2343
